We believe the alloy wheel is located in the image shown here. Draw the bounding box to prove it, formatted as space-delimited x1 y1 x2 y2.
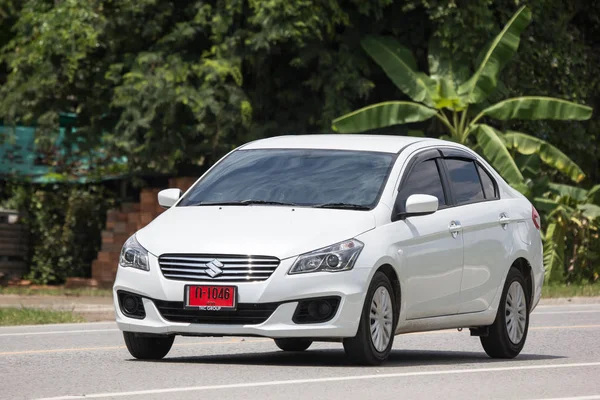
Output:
505 281 527 344
369 286 393 352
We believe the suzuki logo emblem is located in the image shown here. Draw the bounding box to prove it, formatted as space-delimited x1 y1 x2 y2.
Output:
205 259 224 278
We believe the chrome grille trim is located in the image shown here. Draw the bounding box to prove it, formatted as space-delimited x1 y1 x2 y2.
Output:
160 256 278 263
158 254 280 282
160 267 275 273
159 261 277 269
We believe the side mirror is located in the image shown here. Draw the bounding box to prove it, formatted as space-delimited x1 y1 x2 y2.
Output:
158 188 182 209
404 194 438 217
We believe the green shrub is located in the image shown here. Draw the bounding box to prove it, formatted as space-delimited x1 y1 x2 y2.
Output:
2 183 114 284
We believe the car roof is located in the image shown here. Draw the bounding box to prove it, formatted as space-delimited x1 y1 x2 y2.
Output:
241 134 443 154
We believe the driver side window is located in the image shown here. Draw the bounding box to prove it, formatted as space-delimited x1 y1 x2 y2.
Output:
396 159 447 213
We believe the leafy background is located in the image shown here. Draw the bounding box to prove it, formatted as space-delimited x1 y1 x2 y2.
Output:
0 0 598 283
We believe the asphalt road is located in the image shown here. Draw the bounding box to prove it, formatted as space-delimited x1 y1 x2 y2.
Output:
1 303 600 400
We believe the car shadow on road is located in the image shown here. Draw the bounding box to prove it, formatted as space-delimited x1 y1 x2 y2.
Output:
151 349 564 368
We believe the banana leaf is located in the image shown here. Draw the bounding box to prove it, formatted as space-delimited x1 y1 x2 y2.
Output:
578 204 600 220
543 221 566 283
548 182 588 202
479 97 593 121
459 6 531 104
533 197 560 215
504 131 585 182
429 76 465 110
332 101 437 133
471 124 523 184
548 205 574 221
427 38 469 110
361 36 435 107
586 185 600 205
514 153 542 177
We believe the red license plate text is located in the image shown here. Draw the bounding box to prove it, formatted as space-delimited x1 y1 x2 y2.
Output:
186 285 236 310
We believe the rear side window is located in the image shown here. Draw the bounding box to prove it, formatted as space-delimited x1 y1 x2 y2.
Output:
477 164 498 199
397 159 447 210
445 159 485 205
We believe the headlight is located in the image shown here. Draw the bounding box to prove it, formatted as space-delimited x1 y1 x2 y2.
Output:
119 235 149 271
288 239 364 274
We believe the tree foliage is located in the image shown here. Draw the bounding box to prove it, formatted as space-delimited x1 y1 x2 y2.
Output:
1 182 113 284
332 7 592 191
535 180 600 284
1 1 598 180
0 1 599 283
0 0 395 174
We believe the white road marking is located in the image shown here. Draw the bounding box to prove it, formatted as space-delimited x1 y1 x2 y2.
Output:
537 303 600 308
35 361 600 400
534 311 600 315
0 328 119 337
530 396 600 400
0 321 116 329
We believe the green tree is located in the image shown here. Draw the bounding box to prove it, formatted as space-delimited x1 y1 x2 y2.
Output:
2 182 113 284
0 0 396 176
332 6 593 187
2 1 598 182
1 1 600 284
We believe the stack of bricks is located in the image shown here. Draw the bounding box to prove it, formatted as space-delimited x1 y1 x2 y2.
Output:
91 177 198 286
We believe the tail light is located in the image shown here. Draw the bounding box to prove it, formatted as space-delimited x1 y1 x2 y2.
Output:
532 206 541 230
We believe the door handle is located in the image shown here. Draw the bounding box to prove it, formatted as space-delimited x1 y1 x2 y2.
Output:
499 213 511 230
449 220 462 238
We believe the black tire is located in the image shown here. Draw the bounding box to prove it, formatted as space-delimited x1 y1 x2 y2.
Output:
480 268 530 358
343 271 397 365
274 338 313 352
123 332 174 360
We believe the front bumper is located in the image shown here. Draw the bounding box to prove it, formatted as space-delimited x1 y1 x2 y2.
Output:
113 254 370 338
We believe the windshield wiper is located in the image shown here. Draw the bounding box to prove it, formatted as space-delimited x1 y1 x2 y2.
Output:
238 200 299 206
196 200 298 207
313 203 371 210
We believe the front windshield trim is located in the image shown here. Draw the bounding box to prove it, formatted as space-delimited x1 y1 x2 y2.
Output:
177 148 399 211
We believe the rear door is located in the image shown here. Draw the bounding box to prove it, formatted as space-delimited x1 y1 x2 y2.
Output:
392 150 464 319
440 153 513 314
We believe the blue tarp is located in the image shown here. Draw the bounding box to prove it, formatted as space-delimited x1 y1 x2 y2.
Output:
0 120 128 183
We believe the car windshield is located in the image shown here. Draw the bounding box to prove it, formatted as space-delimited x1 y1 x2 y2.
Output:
178 149 396 209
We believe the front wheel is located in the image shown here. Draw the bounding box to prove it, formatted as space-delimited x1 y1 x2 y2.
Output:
274 338 312 352
123 332 174 360
480 268 530 358
343 271 397 365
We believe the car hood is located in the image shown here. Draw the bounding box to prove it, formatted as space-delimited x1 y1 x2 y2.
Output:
136 206 376 260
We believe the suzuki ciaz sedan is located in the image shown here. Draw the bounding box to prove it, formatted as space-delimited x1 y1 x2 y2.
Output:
114 135 543 365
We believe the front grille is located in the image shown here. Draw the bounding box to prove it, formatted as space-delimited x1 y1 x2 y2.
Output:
154 300 279 325
158 254 280 282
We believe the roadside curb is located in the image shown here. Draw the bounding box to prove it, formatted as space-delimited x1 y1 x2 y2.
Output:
0 294 115 322
538 296 600 305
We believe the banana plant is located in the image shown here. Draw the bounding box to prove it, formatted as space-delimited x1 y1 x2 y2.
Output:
332 6 593 185
534 182 600 283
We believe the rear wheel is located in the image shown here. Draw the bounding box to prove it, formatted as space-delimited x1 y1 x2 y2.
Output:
274 338 312 352
123 332 174 360
343 271 397 365
480 268 530 358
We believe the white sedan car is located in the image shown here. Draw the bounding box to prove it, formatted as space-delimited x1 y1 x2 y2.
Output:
114 135 543 365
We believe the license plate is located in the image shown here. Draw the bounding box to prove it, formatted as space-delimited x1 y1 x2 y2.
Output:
185 285 237 311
